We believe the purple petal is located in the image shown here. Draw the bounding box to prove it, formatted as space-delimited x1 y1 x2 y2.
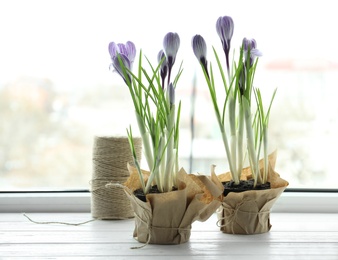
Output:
251 48 262 57
111 54 132 83
163 32 180 67
216 16 234 43
157 50 168 68
117 43 127 56
192 34 207 61
242 38 257 51
125 41 136 62
108 42 119 59
157 50 165 63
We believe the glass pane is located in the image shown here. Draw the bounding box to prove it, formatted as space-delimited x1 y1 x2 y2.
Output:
0 0 336 190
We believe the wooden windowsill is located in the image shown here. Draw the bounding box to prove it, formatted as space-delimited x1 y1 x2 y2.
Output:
1 191 338 213
1 212 338 258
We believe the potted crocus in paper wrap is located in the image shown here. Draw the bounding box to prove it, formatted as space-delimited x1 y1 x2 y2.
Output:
108 33 222 246
192 16 289 234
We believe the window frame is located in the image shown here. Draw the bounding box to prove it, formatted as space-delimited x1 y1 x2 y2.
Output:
1 189 337 213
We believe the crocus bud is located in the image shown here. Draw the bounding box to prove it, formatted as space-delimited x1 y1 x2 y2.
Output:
238 67 246 95
168 83 175 107
157 49 168 69
157 50 168 89
216 16 234 56
192 34 209 77
163 32 180 69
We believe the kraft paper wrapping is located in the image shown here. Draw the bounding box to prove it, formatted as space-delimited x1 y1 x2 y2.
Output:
216 151 289 234
123 163 223 245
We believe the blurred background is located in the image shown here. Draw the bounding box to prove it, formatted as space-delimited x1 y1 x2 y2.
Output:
1 0 337 190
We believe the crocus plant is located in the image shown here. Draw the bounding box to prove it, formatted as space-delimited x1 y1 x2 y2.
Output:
192 16 276 187
109 33 182 194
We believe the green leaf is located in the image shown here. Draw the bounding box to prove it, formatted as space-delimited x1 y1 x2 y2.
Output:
212 46 228 93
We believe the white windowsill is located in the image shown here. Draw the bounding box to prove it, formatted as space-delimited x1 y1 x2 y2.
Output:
0 191 338 213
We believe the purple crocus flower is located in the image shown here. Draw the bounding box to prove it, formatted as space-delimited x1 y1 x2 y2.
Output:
242 38 262 67
216 16 234 56
192 34 209 78
163 32 180 69
239 38 262 95
157 50 168 89
109 41 136 65
108 41 136 84
216 16 234 80
163 32 180 86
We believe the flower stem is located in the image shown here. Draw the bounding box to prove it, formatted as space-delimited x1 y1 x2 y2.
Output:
228 95 239 184
237 103 245 181
243 97 261 186
220 128 236 182
225 52 231 83
135 112 154 171
164 108 175 192
263 126 268 183
127 127 146 193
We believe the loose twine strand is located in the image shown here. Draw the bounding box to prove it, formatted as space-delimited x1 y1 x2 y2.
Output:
23 213 96 226
91 136 142 220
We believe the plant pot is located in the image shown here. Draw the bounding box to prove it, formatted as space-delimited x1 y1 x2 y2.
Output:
216 151 289 234
123 163 223 245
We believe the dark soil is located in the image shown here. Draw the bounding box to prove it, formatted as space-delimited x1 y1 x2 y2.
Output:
134 185 178 202
222 179 271 197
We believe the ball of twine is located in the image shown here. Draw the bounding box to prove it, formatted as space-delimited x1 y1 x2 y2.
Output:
91 136 142 220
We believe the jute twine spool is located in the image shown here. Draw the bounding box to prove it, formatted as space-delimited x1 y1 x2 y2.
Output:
91 136 142 220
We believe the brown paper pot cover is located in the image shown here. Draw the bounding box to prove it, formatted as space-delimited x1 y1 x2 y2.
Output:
217 152 289 234
123 163 223 245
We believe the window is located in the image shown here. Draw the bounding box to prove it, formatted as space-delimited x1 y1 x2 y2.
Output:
1 0 337 191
